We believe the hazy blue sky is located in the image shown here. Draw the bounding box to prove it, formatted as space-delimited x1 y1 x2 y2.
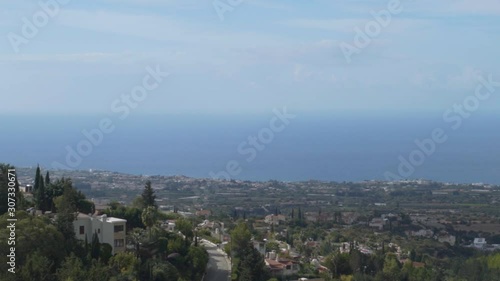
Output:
1 0 499 115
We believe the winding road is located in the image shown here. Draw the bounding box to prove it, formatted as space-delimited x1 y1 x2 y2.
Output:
202 240 231 281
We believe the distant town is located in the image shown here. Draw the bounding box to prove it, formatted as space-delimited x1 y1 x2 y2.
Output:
7 166 500 280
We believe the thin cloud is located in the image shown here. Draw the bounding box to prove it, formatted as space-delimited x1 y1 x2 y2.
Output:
280 18 434 34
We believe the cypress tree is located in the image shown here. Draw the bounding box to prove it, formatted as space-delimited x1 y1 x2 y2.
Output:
141 181 156 208
85 235 89 255
34 165 41 192
45 171 50 185
91 232 100 260
33 171 47 212
36 175 46 212
55 183 78 249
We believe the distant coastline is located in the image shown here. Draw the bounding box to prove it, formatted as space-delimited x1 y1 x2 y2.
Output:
3 114 500 184
12 166 499 188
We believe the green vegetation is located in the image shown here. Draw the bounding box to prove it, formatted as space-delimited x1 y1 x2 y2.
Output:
6 166 500 280
142 180 157 208
0 164 209 281
229 221 269 281
0 164 26 214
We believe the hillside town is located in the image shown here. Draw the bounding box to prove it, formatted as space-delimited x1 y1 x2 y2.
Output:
4 166 500 280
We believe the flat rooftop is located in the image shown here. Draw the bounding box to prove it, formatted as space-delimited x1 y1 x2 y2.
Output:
103 217 127 223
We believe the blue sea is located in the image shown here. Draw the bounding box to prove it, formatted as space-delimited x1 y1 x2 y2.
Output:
1 112 499 184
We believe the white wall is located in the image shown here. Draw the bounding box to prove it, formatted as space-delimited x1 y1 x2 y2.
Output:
73 214 127 255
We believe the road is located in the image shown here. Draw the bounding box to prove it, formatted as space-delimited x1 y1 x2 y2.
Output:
202 240 231 281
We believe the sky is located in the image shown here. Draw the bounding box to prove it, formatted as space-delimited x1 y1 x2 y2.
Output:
1 0 500 115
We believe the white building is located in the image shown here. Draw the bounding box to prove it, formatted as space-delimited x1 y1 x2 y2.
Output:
73 213 127 254
20 184 33 193
473 238 487 249
253 241 266 255
369 218 386 230
265 251 299 277
436 234 456 246
162 220 176 232
265 214 286 225
407 229 434 238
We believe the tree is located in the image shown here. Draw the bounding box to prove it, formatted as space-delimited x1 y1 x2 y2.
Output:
34 165 41 193
90 232 101 260
40 175 47 210
238 247 268 281
105 203 145 231
325 252 352 278
187 246 209 280
52 178 94 214
19 251 54 281
266 241 280 252
109 252 139 279
141 180 156 208
100 243 113 264
56 253 86 281
0 164 25 215
87 260 111 281
141 206 158 240
45 171 51 185
45 178 64 212
150 261 179 281
54 183 79 250
35 172 47 212
230 222 268 281
175 218 194 244
410 249 417 261
231 222 252 257
167 235 187 256
131 196 145 209
383 254 401 281
0 212 66 276
349 249 364 273
128 228 145 257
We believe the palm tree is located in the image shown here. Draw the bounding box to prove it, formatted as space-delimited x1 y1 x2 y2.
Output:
127 228 145 257
141 206 158 240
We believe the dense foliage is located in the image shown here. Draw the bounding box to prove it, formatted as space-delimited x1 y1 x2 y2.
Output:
0 164 209 281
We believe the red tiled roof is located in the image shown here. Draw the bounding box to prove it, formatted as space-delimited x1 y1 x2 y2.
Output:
413 262 425 268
